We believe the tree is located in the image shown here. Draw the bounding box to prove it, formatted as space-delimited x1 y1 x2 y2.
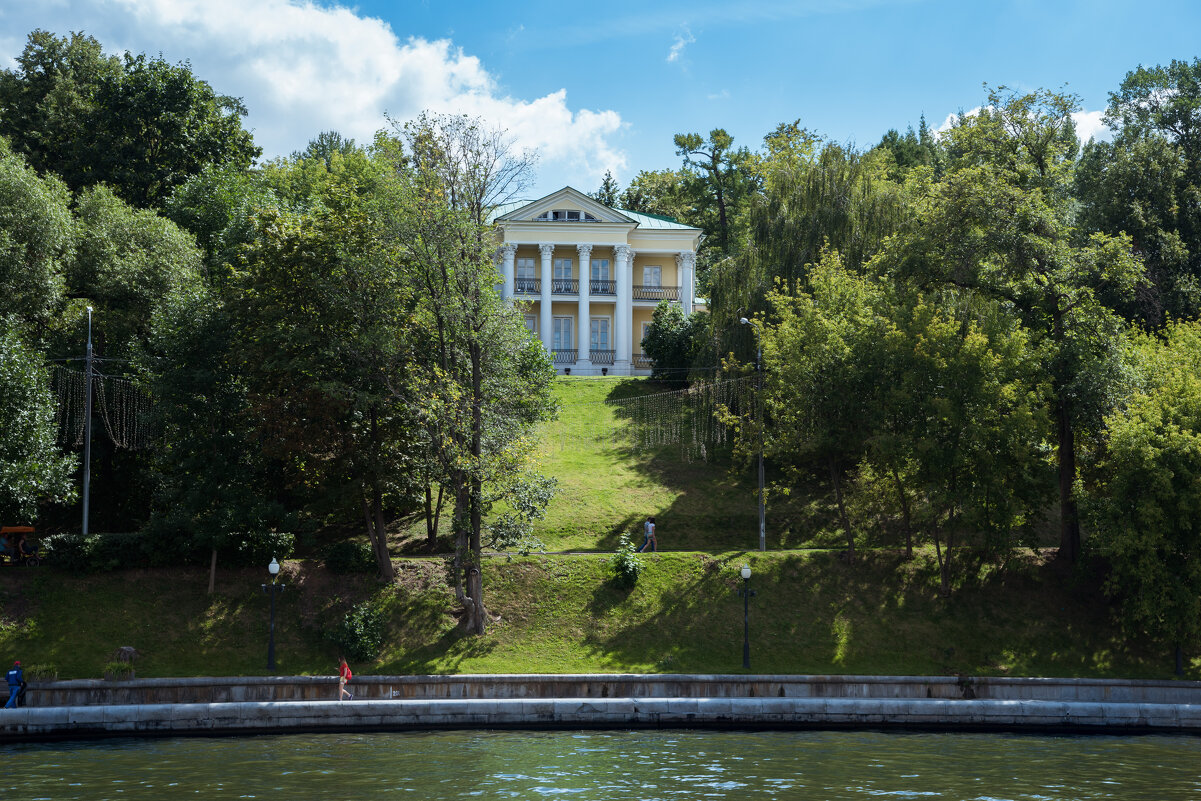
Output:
234 155 418 581
673 128 760 255
69 185 204 358
378 112 555 634
1086 321 1201 673
0 139 73 337
641 300 704 386
879 88 1144 563
0 29 260 208
709 142 907 362
0 327 76 523
590 170 620 207
618 168 688 219
292 130 359 167
1076 58 1201 324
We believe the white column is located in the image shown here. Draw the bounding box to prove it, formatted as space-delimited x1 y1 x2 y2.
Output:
629 247 638 367
500 242 517 301
614 244 631 374
577 244 593 371
676 251 696 314
539 243 554 357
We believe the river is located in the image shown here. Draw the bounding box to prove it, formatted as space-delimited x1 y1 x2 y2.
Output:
7 729 1200 800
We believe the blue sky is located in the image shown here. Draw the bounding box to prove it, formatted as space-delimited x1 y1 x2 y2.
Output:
2 0 1199 197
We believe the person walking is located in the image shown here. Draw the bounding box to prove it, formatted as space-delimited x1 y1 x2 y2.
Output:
637 516 657 553
5 660 24 709
338 657 353 701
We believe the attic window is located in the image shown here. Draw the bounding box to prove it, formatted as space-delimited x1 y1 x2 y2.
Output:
535 209 599 222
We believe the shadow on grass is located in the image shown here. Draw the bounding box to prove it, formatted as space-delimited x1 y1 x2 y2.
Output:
581 550 1184 679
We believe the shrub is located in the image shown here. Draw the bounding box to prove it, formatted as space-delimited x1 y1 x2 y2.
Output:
328 600 386 662
609 533 644 589
42 531 147 572
324 540 376 574
233 529 295 567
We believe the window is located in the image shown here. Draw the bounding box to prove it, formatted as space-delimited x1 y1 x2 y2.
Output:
552 317 574 350
643 265 661 287
590 318 610 350
535 209 600 222
641 321 652 346
554 258 573 279
524 315 537 334
591 259 610 280
516 257 536 292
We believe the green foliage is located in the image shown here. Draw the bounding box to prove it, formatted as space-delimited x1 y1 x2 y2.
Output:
0 29 260 207
0 328 76 523
609 533 644 588
1086 321 1201 651
41 531 145 573
0 141 73 334
640 300 705 385
324 540 376 574
233 529 295 567
590 170 620 207
70 184 204 356
673 128 761 257
328 600 387 662
485 474 556 554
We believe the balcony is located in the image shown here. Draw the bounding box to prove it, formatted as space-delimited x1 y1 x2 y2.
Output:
514 277 540 294
633 285 680 302
551 348 577 364
590 279 616 295
633 353 654 369
590 349 615 366
552 278 579 294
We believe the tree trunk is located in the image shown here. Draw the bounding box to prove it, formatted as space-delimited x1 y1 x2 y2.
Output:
829 458 855 561
1056 397 1081 563
425 483 445 547
889 464 914 560
463 341 488 635
207 548 217 595
361 488 396 583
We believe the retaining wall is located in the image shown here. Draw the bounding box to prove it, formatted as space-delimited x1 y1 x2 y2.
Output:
16 673 1201 707
5 675 1201 741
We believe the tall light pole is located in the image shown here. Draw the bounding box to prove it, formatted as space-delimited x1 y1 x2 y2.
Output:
262 557 285 671
740 317 766 551
81 306 94 538
738 564 756 669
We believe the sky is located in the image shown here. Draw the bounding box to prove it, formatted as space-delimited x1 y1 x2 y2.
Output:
1 0 1199 198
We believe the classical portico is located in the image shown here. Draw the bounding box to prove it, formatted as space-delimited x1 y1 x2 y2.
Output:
491 187 704 376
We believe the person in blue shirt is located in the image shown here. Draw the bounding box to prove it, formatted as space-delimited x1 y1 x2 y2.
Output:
5 660 24 708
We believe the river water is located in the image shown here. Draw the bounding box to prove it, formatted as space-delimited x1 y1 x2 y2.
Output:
6 729 1200 800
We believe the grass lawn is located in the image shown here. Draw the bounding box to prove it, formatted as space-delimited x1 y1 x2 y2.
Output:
0 549 1188 680
533 377 761 552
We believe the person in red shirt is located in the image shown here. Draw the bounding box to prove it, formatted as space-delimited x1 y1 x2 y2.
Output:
338 658 353 701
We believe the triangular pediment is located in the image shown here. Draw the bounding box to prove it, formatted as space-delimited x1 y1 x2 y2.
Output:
496 186 635 224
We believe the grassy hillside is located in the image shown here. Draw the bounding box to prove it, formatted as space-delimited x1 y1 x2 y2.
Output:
0 549 1188 680
532 377 761 552
3 377 1183 682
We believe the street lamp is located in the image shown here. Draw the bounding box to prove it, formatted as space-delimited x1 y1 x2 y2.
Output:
740 317 766 552
738 564 757 670
262 557 286 671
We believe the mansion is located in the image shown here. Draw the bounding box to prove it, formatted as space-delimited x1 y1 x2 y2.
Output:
492 187 704 375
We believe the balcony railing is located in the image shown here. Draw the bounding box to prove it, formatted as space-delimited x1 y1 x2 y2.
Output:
514 278 540 294
633 285 680 301
552 278 579 294
633 353 654 369
551 348 577 364
590 279 616 295
590 349 615 366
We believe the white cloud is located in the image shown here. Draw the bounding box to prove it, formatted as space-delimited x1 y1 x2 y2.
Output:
667 26 694 63
1071 110 1111 143
0 0 627 192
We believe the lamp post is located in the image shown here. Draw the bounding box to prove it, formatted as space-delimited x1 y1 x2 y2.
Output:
740 317 766 551
262 557 285 671
738 564 756 669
